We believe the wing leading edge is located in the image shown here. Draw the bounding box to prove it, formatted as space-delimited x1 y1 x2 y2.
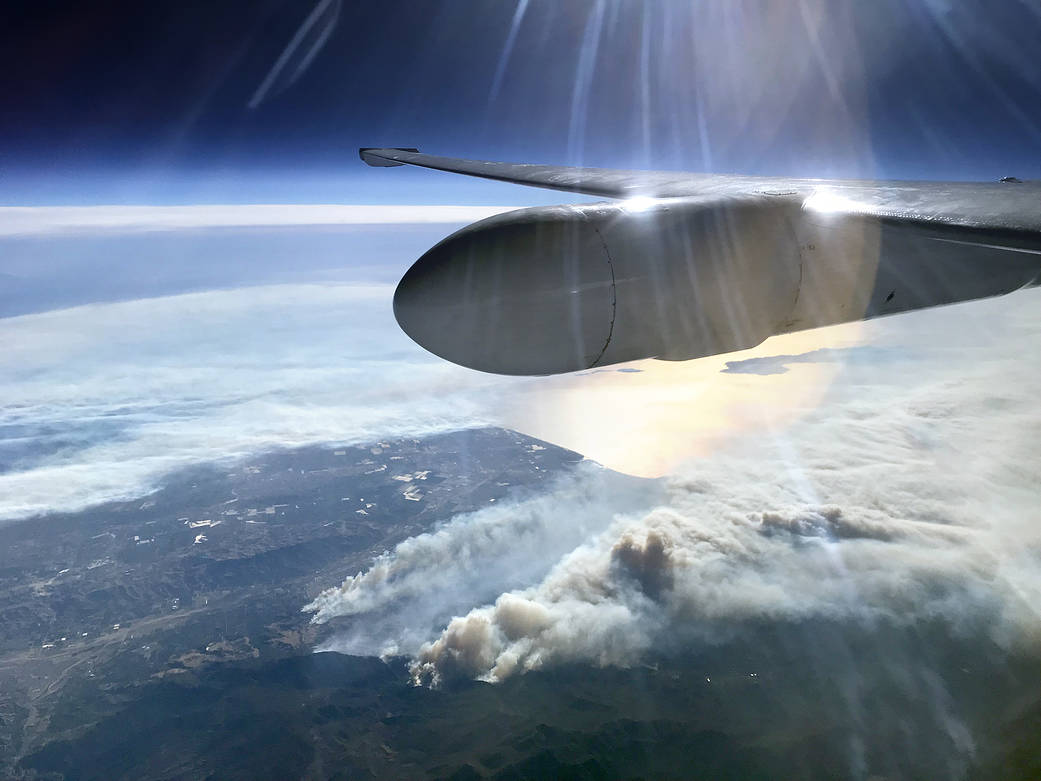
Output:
360 147 1041 233
359 147 735 199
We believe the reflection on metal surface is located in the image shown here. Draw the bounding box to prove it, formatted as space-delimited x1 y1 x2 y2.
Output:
620 196 658 213
801 189 864 214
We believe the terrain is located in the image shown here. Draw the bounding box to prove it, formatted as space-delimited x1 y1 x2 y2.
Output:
0 427 1037 780
0 428 584 777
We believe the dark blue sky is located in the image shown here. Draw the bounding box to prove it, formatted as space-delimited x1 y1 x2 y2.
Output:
3 0 1040 203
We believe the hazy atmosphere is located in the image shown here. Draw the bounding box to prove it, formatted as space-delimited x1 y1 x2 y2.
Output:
2 1 1039 778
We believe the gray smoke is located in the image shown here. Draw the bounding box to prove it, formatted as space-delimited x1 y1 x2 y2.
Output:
305 463 661 656
306 291 1041 687
408 363 1041 685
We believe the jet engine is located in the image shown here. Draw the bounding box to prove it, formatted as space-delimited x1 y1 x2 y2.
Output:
393 197 804 375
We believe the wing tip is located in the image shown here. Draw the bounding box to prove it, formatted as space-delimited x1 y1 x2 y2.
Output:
359 147 420 167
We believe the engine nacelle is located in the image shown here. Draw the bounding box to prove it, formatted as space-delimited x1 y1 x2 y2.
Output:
393 198 803 375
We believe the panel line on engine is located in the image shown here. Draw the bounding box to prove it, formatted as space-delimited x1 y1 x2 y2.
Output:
587 222 617 368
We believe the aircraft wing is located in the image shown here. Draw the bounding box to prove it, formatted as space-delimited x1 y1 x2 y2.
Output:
360 147 1041 232
360 146 735 199
362 148 1041 375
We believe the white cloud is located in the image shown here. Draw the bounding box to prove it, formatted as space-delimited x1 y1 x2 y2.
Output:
0 283 520 520
0 204 516 236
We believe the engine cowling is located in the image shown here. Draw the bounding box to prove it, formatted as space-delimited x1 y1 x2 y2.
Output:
393 198 804 375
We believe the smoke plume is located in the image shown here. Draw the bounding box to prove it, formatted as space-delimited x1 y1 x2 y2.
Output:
309 292 1041 687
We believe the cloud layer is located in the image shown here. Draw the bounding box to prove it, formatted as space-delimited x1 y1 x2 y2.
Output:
0 204 515 236
0 282 520 520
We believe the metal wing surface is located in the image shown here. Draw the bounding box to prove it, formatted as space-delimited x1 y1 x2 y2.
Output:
363 148 1040 375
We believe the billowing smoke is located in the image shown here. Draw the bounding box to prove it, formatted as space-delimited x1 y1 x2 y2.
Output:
309 292 1041 687
412 405 1039 685
305 463 660 656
